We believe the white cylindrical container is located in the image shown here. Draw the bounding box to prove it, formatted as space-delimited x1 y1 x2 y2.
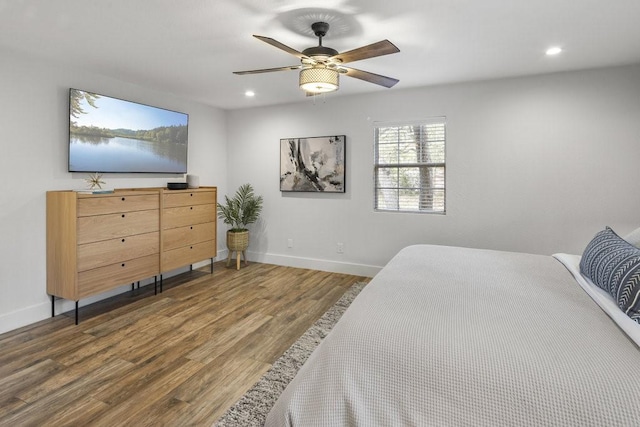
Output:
187 174 200 188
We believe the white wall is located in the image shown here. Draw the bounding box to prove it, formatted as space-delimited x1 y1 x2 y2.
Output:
0 51 228 334
226 64 640 275
2 52 639 335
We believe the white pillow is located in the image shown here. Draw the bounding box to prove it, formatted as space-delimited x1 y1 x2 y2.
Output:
624 226 640 248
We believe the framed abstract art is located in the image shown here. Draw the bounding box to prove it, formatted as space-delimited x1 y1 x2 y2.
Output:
280 135 346 193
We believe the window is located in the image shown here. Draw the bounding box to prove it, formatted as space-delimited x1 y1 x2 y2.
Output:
374 119 446 213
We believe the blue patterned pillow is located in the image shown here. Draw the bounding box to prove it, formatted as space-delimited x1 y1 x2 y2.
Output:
580 227 640 324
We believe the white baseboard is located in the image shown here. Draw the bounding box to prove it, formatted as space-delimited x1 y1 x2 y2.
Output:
1 251 378 335
246 250 381 277
0 302 52 335
217 248 380 277
214 248 380 277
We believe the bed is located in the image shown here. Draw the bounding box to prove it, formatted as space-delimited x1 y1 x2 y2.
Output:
265 243 640 426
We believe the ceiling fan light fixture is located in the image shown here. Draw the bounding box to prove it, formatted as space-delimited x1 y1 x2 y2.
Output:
299 67 339 93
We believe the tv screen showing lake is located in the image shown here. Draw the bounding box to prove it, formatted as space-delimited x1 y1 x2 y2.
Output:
69 136 187 173
69 89 188 173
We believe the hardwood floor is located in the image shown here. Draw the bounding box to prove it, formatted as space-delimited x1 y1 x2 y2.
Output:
0 262 368 426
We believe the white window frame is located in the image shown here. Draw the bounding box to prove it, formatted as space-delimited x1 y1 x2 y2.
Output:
374 118 446 214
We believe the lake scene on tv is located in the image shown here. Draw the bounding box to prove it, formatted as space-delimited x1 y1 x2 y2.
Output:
69 89 188 173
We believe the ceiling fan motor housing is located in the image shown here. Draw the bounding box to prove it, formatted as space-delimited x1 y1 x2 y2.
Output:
302 45 339 60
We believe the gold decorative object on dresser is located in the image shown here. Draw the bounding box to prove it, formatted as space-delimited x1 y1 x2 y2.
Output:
46 186 217 324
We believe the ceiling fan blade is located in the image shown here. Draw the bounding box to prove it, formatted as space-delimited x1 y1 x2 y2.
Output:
342 67 399 88
254 35 308 59
233 65 300 75
332 40 399 64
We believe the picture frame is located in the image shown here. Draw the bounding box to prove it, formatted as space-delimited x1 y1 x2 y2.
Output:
280 135 346 193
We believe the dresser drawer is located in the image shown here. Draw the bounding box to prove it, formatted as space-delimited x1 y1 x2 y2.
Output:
162 240 216 272
77 254 159 298
163 204 215 230
78 210 159 244
78 194 159 217
77 232 160 272
164 191 215 208
163 222 215 251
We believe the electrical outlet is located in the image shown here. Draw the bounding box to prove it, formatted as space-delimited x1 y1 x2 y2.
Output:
287 238 294 248
337 242 344 253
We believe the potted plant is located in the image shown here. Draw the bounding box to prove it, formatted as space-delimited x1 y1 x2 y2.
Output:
217 183 263 269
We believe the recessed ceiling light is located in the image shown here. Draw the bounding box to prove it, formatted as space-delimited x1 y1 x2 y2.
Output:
245 90 255 97
546 47 562 56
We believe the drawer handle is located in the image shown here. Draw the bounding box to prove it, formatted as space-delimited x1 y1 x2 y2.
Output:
122 239 125 243
121 214 125 218
190 207 193 210
190 226 193 230
121 263 125 267
190 246 193 249
122 197 126 201
190 193 193 196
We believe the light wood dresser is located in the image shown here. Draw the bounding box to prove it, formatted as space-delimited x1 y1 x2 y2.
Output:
46 186 217 323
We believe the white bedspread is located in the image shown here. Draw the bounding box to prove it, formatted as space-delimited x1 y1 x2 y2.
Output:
265 245 640 426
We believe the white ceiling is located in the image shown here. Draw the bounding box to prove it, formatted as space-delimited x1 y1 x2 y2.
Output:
1 0 639 110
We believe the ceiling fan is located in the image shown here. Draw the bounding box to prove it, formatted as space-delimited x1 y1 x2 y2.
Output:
233 22 400 95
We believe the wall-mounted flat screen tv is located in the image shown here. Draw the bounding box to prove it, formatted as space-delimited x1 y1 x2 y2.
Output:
69 88 188 173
